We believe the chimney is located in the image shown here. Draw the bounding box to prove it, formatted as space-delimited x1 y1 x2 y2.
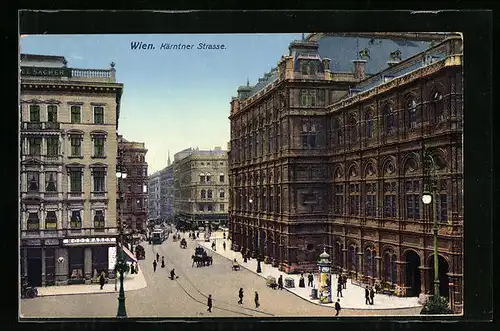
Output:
322 58 331 72
352 59 367 80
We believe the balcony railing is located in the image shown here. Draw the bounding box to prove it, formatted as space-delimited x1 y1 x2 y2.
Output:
90 191 108 200
21 227 118 239
22 122 61 131
65 192 85 200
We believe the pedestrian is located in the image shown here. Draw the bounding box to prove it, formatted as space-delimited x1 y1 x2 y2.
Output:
243 254 248 263
156 253 159 262
342 274 347 289
278 275 283 290
161 256 165 268
299 273 305 288
170 268 176 280
207 294 213 312
370 286 375 305
197 232 200 238
365 286 370 305
153 260 157 272
238 288 244 304
212 241 216 251
254 291 260 308
335 299 341 316
131 263 135 274
337 282 343 298
223 241 226 251
223 232 226 239
307 272 314 287
99 271 106 290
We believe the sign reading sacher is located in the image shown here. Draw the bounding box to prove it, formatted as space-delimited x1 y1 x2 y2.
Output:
21 66 71 77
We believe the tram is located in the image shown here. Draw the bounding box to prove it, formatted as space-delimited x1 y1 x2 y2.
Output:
151 229 166 245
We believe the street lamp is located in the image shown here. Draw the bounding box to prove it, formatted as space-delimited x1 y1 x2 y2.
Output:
115 161 128 318
422 150 440 298
249 198 262 273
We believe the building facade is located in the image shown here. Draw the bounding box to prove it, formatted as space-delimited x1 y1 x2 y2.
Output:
147 171 161 223
159 164 174 223
173 147 229 230
118 136 148 232
20 54 123 286
228 33 463 311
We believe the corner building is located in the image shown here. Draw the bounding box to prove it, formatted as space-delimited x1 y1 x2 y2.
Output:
173 147 229 230
228 33 463 311
20 54 123 286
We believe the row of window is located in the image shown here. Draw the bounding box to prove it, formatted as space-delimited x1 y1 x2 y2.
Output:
24 169 107 193
24 209 106 230
27 104 106 125
198 203 225 212
199 161 225 166
199 174 225 183
25 135 106 158
200 189 225 199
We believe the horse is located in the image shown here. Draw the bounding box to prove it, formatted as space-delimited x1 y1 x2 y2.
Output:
191 255 213 267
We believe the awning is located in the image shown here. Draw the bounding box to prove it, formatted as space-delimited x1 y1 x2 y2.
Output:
119 245 137 263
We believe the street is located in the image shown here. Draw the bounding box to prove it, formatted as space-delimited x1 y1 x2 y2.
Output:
21 235 421 318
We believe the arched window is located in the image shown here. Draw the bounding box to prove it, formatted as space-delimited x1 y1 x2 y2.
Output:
430 90 444 122
207 189 213 199
406 98 417 129
365 110 373 138
383 104 394 135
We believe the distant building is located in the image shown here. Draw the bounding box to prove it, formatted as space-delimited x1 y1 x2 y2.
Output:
118 136 148 232
20 54 123 287
173 147 229 230
148 152 174 226
147 171 161 223
228 33 463 312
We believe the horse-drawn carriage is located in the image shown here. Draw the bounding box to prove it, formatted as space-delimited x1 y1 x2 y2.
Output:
180 238 187 249
191 246 213 267
266 276 278 290
135 245 145 260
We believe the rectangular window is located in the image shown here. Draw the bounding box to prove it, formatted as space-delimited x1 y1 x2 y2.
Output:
219 175 225 183
29 105 40 122
437 194 448 222
70 210 82 229
70 137 82 157
29 138 42 155
45 171 58 192
47 105 58 122
27 171 39 192
70 106 81 124
70 170 82 192
27 213 40 230
219 190 225 199
45 211 57 229
219 204 225 211
207 204 213 212
93 170 105 192
206 175 211 183
334 184 344 214
93 210 105 228
93 136 105 157
46 137 59 156
365 183 377 217
93 106 104 124
198 204 204 212
201 190 206 199
207 190 213 199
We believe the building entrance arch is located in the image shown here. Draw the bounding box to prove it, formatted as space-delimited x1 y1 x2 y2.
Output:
404 250 421 297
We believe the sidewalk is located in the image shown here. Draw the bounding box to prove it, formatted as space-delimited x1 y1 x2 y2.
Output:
196 231 421 310
36 265 147 297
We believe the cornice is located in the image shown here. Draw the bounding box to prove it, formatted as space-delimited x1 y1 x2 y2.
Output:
21 82 123 94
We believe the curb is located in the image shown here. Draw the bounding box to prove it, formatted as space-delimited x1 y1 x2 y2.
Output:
199 241 422 311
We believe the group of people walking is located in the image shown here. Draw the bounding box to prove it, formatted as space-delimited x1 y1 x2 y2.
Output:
152 252 177 280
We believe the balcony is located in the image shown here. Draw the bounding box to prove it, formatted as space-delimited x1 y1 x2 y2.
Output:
90 191 108 201
65 192 84 200
21 122 62 131
64 227 118 237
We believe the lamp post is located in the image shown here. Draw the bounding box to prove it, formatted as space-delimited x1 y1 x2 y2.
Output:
249 198 262 273
422 149 439 298
115 157 128 318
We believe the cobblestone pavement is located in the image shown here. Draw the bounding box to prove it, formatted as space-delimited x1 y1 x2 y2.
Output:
20 235 421 318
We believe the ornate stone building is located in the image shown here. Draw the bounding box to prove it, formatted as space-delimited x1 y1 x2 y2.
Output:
117 136 148 233
228 33 463 312
173 147 229 230
20 54 123 286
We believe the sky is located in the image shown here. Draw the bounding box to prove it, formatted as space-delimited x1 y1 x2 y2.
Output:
20 33 303 173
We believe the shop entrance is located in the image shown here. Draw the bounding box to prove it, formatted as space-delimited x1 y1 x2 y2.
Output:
27 248 42 287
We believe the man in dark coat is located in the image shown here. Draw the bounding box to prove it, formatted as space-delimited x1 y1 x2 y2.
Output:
223 241 226 251
278 275 283 290
207 294 213 312
99 271 106 290
337 282 343 298
342 275 347 289
365 286 370 305
307 273 314 287
161 256 165 268
369 286 375 305
254 291 260 308
238 288 244 304
153 260 157 272
335 299 341 316
170 268 176 280
156 253 159 262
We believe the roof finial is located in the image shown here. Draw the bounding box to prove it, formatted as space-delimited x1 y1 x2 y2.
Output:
246 77 249 86
323 245 326 253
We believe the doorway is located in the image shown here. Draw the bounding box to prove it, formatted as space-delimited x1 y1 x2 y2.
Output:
404 250 421 297
27 248 42 287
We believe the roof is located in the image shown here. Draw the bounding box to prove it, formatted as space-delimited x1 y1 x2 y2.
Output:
20 53 66 62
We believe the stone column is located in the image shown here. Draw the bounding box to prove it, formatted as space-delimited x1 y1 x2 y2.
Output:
375 255 382 281
55 248 68 285
84 247 92 284
41 248 46 286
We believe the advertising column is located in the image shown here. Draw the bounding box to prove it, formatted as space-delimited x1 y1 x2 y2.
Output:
317 249 332 304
